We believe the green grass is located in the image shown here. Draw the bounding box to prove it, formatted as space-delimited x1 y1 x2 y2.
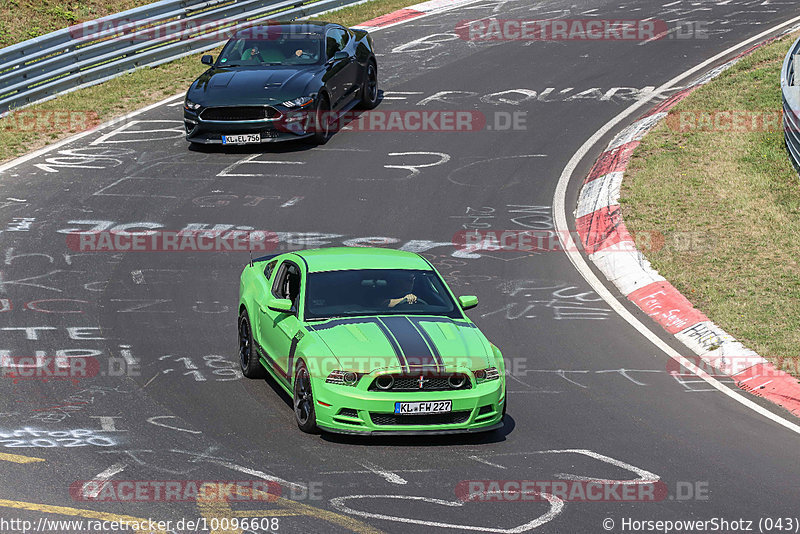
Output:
0 0 153 45
620 31 800 375
0 0 415 163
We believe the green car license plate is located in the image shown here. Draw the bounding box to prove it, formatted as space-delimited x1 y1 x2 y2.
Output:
395 401 452 414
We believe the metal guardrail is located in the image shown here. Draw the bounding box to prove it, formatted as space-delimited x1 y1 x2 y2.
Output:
781 35 800 175
0 0 362 115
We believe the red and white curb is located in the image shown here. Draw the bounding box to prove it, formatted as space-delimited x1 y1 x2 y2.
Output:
354 0 479 31
575 35 800 417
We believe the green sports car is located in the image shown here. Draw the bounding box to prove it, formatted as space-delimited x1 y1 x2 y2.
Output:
237 247 506 435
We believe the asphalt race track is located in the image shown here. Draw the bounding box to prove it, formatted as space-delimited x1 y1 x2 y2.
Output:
1 0 800 532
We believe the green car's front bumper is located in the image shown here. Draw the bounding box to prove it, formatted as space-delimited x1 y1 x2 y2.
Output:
311 371 505 435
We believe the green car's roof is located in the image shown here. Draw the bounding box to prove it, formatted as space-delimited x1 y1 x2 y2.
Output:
293 247 432 273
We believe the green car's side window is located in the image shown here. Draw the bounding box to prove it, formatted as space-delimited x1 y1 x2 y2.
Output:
271 261 303 313
264 260 277 282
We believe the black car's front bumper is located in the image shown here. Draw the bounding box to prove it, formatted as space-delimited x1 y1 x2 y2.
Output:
184 107 313 144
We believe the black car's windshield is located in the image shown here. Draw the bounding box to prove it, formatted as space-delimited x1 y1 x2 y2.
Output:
217 34 323 67
304 269 462 320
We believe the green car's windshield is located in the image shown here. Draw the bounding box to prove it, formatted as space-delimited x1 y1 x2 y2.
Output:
304 269 462 320
217 35 323 67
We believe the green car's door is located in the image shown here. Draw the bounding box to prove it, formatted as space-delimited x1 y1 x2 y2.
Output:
256 259 303 380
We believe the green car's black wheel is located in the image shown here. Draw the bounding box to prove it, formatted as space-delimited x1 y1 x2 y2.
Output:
311 95 332 145
293 361 318 433
502 387 507 418
359 61 379 109
239 311 266 379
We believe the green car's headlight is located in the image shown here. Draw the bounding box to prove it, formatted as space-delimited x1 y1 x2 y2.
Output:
326 370 359 386
184 99 201 110
473 367 500 382
282 96 314 108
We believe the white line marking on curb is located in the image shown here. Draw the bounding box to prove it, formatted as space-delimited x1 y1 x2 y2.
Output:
82 462 126 498
553 16 800 436
358 461 408 485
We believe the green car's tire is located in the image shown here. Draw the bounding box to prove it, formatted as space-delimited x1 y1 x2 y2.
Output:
358 61 379 110
293 361 318 433
502 387 507 418
239 311 266 379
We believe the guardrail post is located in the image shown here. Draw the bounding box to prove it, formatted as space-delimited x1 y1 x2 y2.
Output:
794 55 800 86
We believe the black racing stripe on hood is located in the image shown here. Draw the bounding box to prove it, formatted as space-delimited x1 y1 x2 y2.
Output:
407 317 444 369
306 317 407 371
379 316 439 372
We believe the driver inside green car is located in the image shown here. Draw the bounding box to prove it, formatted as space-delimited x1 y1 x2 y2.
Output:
385 272 418 308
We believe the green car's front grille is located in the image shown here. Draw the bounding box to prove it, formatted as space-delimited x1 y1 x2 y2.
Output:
369 411 471 426
367 373 472 392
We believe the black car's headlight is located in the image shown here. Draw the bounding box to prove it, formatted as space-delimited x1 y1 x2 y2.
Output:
184 99 201 111
282 96 314 108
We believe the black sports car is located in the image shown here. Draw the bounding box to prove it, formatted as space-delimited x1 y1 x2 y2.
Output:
183 22 378 145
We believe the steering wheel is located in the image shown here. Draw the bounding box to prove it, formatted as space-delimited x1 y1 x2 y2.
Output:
400 297 428 306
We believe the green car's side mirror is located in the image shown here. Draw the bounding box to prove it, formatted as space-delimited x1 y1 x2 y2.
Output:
268 298 293 313
201 55 214 66
458 295 478 310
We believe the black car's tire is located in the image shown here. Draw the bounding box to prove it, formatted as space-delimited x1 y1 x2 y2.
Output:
358 61 379 110
311 95 332 145
239 311 266 379
293 361 318 433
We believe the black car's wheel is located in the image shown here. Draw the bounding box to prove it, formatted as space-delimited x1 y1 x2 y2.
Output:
359 61 379 109
311 95 332 145
293 361 318 433
239 311 266 379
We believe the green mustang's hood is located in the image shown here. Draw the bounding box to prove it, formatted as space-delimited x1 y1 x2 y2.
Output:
306 316 491 373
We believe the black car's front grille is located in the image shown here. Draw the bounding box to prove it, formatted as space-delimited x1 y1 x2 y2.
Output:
370 411 471 426
368 374 472 392
200 106 281 121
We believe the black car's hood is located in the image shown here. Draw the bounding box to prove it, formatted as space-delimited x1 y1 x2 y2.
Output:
188 65 320 106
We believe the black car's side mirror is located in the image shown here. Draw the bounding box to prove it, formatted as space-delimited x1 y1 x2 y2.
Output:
328 50 349 64
201 55 214 66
